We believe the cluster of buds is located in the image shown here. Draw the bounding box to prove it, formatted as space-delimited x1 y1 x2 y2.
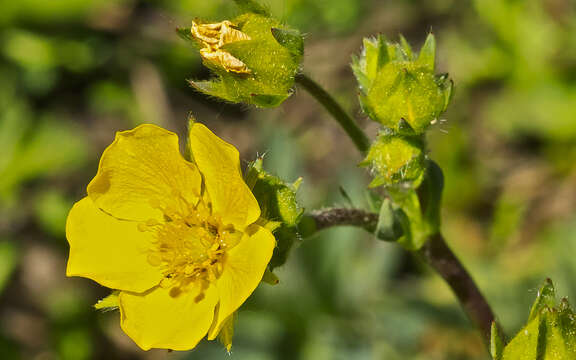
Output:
180 0 303 108
354 34 452 187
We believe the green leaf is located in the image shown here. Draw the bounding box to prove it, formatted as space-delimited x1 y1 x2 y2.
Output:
499 279 576 360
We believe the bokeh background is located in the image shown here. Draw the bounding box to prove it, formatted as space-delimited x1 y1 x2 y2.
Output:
1 0 576 359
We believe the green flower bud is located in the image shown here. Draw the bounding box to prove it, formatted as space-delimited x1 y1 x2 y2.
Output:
245 157 304 270
360 133 425 187
352 34 452 133
497 279 576 360
179 0 303 108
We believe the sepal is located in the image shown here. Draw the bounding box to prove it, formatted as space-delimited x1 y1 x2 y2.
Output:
360 132 426 187
496 279 576 359
245 157 303 269
94 291 120 312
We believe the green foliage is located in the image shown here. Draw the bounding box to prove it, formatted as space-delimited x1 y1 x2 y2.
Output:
2 0 576 358
0 241 18 295
352 34 452 134
0 93 88 205
360 132 426 187
493 279 576 360
182 1 304 108
246 157 303 269
34 190 74 237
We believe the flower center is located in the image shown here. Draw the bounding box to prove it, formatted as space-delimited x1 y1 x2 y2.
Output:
141 202 242 301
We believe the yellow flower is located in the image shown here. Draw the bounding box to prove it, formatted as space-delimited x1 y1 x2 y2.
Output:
66 123 275 351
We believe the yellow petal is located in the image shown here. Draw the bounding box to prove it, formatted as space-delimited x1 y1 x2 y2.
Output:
188 123 260 228
119 285 218 351
88 124 202 222
66 197 162 293
208 225 275 339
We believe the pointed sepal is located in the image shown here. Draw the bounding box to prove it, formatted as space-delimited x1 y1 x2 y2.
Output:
94 291 120 312
490 321 504 360
416 33 436 71
271 27 304 59
500 279 576 359
246 157 304 269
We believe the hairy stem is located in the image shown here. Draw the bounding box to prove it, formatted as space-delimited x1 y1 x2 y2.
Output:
417 233 496 344
295 73 371 154
307 208 379 233
304 208 496 345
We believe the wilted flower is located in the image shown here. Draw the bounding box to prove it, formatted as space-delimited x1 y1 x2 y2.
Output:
66 123 275 350
181 0 303 107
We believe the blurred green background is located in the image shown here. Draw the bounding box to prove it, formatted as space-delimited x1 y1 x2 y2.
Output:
1 0 576 359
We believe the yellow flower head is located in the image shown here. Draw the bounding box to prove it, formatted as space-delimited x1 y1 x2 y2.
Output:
66 123 275 351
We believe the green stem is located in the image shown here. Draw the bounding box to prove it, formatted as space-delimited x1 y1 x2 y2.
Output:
295 73 371 154
303 208 496 346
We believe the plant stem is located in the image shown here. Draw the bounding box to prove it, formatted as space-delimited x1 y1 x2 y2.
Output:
304 208 496 345
307 208 379 233
295 73 371 154
418 232 496 345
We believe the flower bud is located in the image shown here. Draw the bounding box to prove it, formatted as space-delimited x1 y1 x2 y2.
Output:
352 34 452 134
180 1 303 108
360 133 425 187
245 157 303 269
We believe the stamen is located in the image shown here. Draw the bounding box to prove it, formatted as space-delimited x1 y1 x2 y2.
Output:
143 197 243 297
